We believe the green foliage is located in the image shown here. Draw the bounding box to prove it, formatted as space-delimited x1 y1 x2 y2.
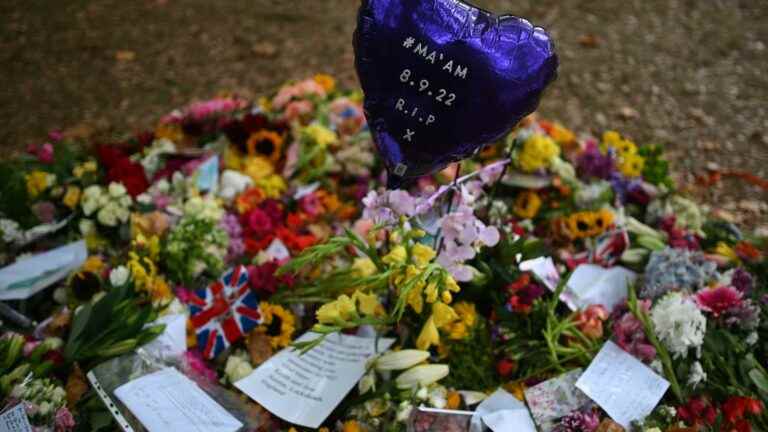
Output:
638 143 674 189
162 216 229 286
442 319 498 391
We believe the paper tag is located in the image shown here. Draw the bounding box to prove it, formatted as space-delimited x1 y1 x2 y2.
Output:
115 368 242 432
0 240 87 300
576 341 669 428
566 265 636 312
141 314 188 361
235 332 394 428
524 369 590 431
0 405 33 432
470 388 534 432
293 182 320 200
519 257 560 291
265 239 290 261
196 155 220 192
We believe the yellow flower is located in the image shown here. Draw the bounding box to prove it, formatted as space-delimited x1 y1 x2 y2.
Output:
149 278 172 303
550 123 575 144
155 123 184 143
257 302 296 348
337 294 357 321
383 246 407 265
432 302 459 328
445 302 477 340
618 153 645 177
352 257 377 277
416 316 439 350
242 156 274 182
313 74 336 92
246 130 284 163
424 282 439 304
62 185 81 209
406 282 424 314
518 134 560 172
223 146 245 171
81 256 105 274
73 161 98 178
602 130 638 156
342 420 361 432
565 211 597 239
441 290 452 304
255 174 286 198
411 243 436 268
316 302 341 324
592 208 615 232
505 382 526 401
513 191 542 219
353 290 382 317
303 123 337 148
26 171 53 198
444 274 460 293
712 241 739 263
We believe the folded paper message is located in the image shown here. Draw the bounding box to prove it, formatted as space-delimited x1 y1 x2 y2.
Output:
114 367 243 432
565 264 636 312
576 341 669 428
235 332 394 428
0 240 87 300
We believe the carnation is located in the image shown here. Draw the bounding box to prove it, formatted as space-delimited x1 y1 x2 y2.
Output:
650 292 706 359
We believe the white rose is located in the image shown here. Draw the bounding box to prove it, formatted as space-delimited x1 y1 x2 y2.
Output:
137 193 152 205
109 266 130 287
224 356 253 383
108 182 127 197
97 206 117 226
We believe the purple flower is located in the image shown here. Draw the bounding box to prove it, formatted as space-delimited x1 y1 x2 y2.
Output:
555 408 601 432
611 301 657 363
576 143 614 180
437 205 499 281
362 189 418 224
731 267 754 295
55 407 76 431
219 213 244 262
723 299 761 330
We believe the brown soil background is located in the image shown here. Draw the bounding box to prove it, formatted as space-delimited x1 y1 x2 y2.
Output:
1 0 767 225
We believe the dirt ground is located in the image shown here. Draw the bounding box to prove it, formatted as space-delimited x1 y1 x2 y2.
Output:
1 0 767 224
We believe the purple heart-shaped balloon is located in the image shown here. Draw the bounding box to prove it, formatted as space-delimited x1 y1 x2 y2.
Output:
354 0 558 186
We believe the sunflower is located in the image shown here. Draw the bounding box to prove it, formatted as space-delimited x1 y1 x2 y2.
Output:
255 302 296 349
246 130 284 163
513 191 542 219
565 211 597 239
592 208 615 232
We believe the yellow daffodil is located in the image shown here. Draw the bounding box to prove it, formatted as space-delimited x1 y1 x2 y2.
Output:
383 246 407 265
411 243 436 268
62 185 81 209
517 134 560 172
513 191 542 219
352 257 377 277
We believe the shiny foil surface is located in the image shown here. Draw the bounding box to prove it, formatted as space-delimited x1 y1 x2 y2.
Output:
353 0 558 186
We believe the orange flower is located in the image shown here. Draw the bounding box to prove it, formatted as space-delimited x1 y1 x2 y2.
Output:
235 187 265 214
446 391 462 410
735 241 762 262
313 74 336 92
574 305 608 339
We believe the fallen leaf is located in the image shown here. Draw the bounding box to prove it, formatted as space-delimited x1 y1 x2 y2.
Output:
115 50 136 62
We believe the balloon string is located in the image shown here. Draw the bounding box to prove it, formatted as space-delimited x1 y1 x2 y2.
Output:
695 170 768 191
434 162 463 252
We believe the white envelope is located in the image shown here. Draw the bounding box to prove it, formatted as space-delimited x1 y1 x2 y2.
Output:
0 240 87 300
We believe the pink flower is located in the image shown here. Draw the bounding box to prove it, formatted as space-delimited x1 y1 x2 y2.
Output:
48 130 64 142
55 407 76 431
32 201 57 223
282 100 314 122
183 351 217 383
244 208 274 238
612 301 657 363
38 143 55 164
299 192 323 217
695 285 743 317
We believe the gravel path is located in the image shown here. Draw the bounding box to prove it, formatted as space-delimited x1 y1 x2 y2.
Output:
1 0 766 223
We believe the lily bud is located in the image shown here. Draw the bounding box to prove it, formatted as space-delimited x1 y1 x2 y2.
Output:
375 350 430 371
395 364 449 389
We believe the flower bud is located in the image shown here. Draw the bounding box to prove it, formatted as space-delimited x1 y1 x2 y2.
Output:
375 350 430 371
395 364 449 389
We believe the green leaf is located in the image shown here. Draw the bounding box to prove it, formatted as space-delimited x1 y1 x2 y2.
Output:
749 368 768 394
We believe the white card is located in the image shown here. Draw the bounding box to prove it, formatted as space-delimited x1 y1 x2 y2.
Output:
293 182 320 200
235 332 394 428
141 314 188 361
196 155 220 193
470 388 534 432
265 238 290 261
519 257 560 291
0 240 87 300
566 264 636 312
115 368 242 432
0 404 32 432
576 341 669 428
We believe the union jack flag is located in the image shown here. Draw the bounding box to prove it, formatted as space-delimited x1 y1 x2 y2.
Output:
189 265 262 359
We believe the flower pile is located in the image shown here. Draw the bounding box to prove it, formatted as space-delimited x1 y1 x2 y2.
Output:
0 75 766 432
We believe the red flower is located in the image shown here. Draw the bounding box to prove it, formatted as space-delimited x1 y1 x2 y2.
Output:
249 261 294 296
694 285 743 317
107 157 150 197
506 274 545 314
678 396 717 426
723 396 764 425
496 358 516 377
276 227 316 252
243 208 274 238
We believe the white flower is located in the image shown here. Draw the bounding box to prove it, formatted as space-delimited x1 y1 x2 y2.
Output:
108 182 127 198
224 354 253 383
395 401 414 422
39 401 52 417
687 361 707 388
746 331 758 345
0 218 22 244
651 292 706 359
375 350 430 371
79 219 95 235
97 206 118 226
427 385 447 409
358 370 376 395
219 170 253 200
109 266 130 287
395 364 449 389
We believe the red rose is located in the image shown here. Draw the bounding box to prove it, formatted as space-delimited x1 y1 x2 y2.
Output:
107 158 149 197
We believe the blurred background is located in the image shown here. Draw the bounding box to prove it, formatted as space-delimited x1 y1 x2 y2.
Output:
1 0 767 222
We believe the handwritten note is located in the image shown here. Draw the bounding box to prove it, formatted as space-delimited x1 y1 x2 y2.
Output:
524 369 590 431
565 265 636 312
576 341 669 428
235 332 394 428
0 405 32 432
0 240 87 300
114 368 242 432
